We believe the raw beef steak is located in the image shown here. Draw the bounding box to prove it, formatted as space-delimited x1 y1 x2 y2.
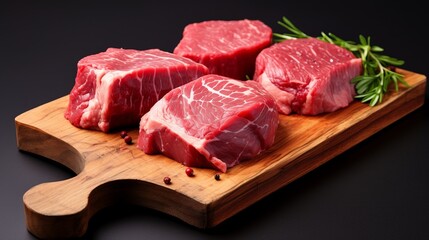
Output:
138 74 279 173
254 38 362 115
65 48 209 132
174 19 272 80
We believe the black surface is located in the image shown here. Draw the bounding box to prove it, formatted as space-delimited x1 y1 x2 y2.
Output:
1 1 428 239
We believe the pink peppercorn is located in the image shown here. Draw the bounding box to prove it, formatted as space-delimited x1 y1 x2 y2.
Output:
163 177 171 185
120 130 128 138
185 167 194 177
124 135 132 145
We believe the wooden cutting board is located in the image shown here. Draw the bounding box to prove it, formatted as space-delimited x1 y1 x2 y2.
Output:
15 69 426 239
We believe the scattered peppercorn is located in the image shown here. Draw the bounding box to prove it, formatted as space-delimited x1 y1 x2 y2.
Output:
185 167 194 177
214 173 221 181
124 135 132 145
120 130 128 138
163 176 171 185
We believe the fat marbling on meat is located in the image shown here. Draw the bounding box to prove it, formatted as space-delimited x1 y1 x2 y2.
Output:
254 38 362 115
65 48 209 132
138 74 279 172
174 19 272 80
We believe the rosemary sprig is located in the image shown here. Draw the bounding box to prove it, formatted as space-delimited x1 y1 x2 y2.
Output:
273 16 408 106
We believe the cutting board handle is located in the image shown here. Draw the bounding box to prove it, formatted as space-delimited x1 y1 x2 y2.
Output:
24 173 96 239
23 174 175 239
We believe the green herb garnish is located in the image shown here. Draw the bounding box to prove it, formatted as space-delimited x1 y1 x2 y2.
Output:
273 16 408 106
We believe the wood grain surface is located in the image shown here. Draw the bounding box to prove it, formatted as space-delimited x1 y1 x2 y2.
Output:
15 69 426 239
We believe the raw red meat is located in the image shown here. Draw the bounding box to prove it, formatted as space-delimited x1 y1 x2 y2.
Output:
254 38 362 115
137 74 279 173
65 48 209 132
174 19 272 80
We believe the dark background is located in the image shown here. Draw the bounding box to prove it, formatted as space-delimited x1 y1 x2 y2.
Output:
1 1 428 239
